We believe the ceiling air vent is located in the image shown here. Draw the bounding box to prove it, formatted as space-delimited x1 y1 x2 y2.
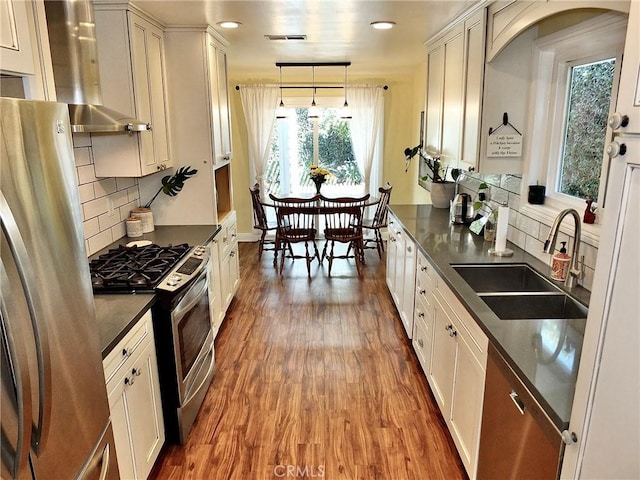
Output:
265 34 307 41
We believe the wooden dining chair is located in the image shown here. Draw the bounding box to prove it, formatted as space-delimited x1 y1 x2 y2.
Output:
321 205 365 275
269 194 321 277
362 182 393 258
249 183 278 259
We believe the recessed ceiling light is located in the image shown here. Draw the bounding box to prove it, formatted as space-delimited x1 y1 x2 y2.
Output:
370 21 395 30
217 21 241 29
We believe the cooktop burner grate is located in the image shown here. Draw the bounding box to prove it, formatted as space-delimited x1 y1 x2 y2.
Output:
89 243 191 293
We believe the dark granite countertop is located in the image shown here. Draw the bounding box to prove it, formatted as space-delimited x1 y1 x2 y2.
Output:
389 204 590 431
92 225 221 358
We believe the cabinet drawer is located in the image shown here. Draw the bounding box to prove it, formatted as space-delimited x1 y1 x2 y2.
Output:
417 250 437 282
415 270 435 310
218 211 238 257
434 283 488 367
103 311 152 383
413 297 434 376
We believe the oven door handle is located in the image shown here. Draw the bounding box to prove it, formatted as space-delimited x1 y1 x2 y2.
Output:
182 343 215 407
173 270 208 320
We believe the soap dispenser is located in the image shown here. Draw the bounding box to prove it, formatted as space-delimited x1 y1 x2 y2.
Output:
551 241 570 281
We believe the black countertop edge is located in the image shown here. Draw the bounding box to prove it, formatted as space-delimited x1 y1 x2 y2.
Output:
93 224 222 358
388 204 591 431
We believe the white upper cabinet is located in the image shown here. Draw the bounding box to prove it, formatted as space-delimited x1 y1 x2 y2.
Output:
92 2 172 177
0 0 35 74
0 0 55 100
204 36 232 164
460 9 487 172
424 7 486 172
137 26 234 226
216 48 233 163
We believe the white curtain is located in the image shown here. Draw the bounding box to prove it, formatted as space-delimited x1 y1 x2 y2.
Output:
239 85 280 196
349 86 384 196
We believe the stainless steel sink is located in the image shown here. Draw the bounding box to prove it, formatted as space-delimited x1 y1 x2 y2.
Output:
451 263 588 321
452 264 559 293
479 293 588 320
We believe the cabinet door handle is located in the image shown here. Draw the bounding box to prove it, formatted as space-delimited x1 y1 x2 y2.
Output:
449 328 457 338
418 312 425 318
445 324 453 331
421 266 427 272
509 390 526 415
419 289 426 295
417 338 424 348
131 367 142 377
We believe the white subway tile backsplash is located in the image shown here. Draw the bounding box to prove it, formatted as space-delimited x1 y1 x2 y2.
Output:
581 242 599 270
508 226 527 250
77 183 95 203
73 135 141 254
98 210 121 231
83 196 109 220
94 178 117 197
111 190 129 209
74 146 92 167
111 222 126 241
116 177 136 190
72 133 91 148
515 212 540 238
501 174 521 193
77 164 97 185
83 217 100 238
127 186 140 202
120 200 139 221
87 229 113 256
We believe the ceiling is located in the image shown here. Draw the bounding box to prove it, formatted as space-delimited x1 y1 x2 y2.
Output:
134 1 479 78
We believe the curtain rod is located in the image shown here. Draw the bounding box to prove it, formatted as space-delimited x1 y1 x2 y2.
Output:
235 85 389 90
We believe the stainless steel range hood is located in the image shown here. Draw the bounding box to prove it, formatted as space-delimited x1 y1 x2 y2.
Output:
44 0 149 133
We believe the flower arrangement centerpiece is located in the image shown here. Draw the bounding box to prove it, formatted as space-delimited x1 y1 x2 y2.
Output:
309 164 332 193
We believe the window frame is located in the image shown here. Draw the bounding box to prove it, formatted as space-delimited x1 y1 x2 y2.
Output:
269 95 367 196
521 13 626 246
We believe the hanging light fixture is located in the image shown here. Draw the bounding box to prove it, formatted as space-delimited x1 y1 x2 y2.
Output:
340 65 352 120
276 66 287 119
308 66 319 119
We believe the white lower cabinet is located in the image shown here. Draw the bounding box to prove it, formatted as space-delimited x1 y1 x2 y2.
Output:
386 212 416 338
410 249 488 479
103 311 164 480
207 212 240 339
218 212 240 312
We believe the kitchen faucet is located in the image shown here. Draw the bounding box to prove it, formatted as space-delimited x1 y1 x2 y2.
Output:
544 208 584 289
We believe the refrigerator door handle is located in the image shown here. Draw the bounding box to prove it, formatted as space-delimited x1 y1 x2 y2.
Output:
0 273 32 479
0 192 51 454
98 444 110 480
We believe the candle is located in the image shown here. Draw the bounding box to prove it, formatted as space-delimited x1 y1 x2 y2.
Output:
495 205 509 252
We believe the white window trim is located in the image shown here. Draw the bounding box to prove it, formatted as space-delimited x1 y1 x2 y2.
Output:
520 13 627 248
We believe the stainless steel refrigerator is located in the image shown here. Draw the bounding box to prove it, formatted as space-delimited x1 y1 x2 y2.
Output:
1 99 119 479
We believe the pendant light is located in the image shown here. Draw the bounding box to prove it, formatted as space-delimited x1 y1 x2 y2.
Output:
340 65 352 120
276 66 287 119
308 66 319 119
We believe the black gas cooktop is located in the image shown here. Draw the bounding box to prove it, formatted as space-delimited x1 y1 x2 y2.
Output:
89 243 191 293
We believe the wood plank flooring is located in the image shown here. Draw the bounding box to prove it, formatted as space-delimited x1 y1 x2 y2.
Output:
149 242 466 480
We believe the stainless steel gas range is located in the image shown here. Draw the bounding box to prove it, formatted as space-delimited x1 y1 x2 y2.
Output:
90 243 215 444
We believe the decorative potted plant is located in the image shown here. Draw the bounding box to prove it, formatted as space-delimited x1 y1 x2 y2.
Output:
143 166 198 208
133 166 198 232
419 155 460 208
309 164 332 194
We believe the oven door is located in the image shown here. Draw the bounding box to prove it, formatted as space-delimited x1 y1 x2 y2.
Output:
170 264 214 406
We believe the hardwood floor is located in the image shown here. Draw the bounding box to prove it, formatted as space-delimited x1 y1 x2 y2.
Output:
149 241 467 480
